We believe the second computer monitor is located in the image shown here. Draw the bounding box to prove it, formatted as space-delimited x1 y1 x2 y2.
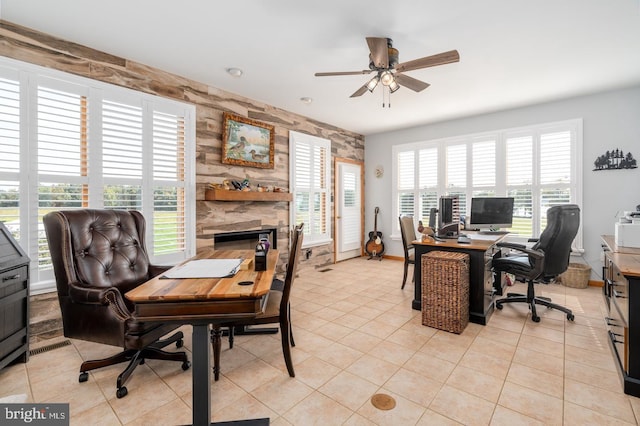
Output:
438 195 460 238
468 197 514 231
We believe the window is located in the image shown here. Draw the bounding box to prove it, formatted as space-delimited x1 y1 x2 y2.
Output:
0 57 196 293
392 119 583 249
290 131 331 247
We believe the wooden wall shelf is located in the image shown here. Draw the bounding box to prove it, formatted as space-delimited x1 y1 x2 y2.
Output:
205 188 292 202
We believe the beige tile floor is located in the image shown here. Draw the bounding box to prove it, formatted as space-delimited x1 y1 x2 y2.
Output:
2 257 640 425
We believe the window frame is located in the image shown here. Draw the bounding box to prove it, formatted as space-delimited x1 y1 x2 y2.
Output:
0 56 196 294
392 119 583 250
289 130 332 248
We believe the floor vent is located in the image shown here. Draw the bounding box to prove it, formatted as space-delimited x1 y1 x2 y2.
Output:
29 339 72 356
318 268 333 273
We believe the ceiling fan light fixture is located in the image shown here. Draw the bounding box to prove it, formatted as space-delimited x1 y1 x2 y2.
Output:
366 76 380 92
389 79 400 93
380 71 394 86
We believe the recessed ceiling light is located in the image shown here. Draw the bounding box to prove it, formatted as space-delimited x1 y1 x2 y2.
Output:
300 97 313 105
226 67 243 78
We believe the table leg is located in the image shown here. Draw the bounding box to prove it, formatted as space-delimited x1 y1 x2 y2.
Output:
192 324 211 426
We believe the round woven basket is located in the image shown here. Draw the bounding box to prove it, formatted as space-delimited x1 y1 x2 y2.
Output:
559 263 591 288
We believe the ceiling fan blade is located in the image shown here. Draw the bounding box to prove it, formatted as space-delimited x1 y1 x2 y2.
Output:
366 37 389 69
396 50 460 73
350 84 369 98
395 74 430 92
315 70 372 77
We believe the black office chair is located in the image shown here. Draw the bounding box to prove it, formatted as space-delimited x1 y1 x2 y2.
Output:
492 204 580 323
398 215 416 289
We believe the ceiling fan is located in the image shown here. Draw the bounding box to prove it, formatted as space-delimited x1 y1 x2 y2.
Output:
315 37 459 101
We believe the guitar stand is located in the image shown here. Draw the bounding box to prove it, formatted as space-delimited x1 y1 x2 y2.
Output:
368 253 383 261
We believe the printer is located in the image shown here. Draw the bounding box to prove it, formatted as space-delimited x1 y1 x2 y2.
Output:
615 209 640 248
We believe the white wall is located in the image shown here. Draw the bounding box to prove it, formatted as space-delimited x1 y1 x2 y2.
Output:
365 85 640 277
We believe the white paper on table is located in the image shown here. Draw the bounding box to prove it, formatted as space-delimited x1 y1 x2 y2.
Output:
161 258 243 279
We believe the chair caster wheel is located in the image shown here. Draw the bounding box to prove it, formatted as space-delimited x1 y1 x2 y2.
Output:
79 372 88 383
532 315 540 323
176 339 184 348
116 386 128 399
182 361 191 371
567 313 575 321
495 303 503 310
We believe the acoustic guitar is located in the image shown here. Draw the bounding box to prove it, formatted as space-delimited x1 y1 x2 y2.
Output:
365 206 384 260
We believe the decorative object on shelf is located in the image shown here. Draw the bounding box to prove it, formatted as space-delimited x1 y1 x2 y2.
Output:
593 149 637 171
222 112 275 169
374 164 384 178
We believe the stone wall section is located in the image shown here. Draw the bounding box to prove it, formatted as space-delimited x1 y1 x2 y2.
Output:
0 20 365 341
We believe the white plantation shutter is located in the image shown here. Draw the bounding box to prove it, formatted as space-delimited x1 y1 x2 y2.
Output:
472 140 495 187
0 57 195 293
446 144 467 215
506 135 534 236
418 148 438 226
392 119 581 246
152 110 186 255
397 151 415 218
539 130 572 233
0 74 21 237
290 131 331 246
540 131 571 185
36 83 89 274
446 144 466 188
103 99 143 210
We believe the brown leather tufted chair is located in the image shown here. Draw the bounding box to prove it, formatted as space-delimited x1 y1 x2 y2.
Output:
43 209 190 399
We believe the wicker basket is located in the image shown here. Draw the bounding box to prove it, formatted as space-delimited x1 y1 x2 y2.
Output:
559 263 591 289
421 251 469 334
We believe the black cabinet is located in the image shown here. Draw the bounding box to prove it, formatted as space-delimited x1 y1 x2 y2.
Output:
603 251 640 397
0 221 30 370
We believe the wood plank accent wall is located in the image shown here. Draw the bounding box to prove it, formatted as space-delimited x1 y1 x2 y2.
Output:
0 20 365 273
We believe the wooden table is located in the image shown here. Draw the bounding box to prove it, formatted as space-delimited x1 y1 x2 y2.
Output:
126 248 278 426
412 232 507 325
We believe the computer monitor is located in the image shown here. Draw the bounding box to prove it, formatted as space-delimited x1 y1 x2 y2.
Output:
468 197 514 231
430 195 460 238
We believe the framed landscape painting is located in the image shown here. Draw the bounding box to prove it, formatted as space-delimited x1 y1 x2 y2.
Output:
221 112 275 169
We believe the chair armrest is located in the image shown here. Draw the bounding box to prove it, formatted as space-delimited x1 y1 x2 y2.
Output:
68 282 131 321
497 242 545 261
496 242 527 251
69 282 118 305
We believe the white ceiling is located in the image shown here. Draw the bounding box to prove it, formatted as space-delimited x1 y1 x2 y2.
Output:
2 0 639 135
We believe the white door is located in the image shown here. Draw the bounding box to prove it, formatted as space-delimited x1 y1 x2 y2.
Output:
335 159 363 261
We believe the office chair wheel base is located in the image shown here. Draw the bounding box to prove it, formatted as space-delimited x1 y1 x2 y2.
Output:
567 313 575 321
176 339 184 348
532 315 540 322
79 372 88 383
181 361 191 371
116 386 128 399
495 303 503 310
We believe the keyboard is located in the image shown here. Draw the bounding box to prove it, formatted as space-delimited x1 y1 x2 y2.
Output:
478 230 509 235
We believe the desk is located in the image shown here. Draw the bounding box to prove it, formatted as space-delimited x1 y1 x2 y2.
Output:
126 248 278 426
412 233 507 325
601 235 640 397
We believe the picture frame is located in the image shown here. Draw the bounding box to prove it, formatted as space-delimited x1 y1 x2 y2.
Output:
221 112 275 169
